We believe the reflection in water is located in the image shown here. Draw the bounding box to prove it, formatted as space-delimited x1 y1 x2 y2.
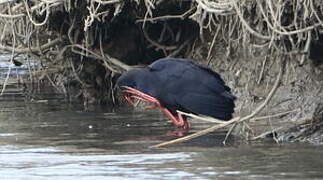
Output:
0 85 323 180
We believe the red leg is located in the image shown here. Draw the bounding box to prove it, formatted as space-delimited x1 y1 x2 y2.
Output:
160 107 189 129
178 112 190 129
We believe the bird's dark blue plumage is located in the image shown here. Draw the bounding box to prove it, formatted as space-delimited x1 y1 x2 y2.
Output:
117 58 236 121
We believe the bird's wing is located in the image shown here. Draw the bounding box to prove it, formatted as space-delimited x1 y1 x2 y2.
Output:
149 58 234 96
175 93 235 120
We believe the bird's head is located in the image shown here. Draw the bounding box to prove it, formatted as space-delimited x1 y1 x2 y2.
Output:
116 68 154 105
116 68 144 89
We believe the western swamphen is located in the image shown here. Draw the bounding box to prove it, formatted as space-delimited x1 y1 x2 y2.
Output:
116 58 236 129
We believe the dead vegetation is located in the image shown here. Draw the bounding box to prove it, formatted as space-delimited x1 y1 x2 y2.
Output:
0 0 322 144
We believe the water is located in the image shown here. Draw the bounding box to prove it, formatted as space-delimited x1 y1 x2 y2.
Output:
1 86 323 180
1 61 323 179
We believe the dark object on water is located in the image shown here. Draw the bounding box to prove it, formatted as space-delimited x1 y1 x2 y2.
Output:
116 58 236 129
13 59 23 66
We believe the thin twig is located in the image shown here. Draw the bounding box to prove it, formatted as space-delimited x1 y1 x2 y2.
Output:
0 38 61 53
249 127 283 141
250 109 299 121
177 110 227 124
300 31 311 65
136 7 195 23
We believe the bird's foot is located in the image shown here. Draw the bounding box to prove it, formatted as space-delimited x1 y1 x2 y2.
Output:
143 104 160 110
131 96 160 110
130 95 161 109
166 128 189 137
177 113 190 129
161 107 189 129
123 94 134 105
181 120 190 130
122 86 161 106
